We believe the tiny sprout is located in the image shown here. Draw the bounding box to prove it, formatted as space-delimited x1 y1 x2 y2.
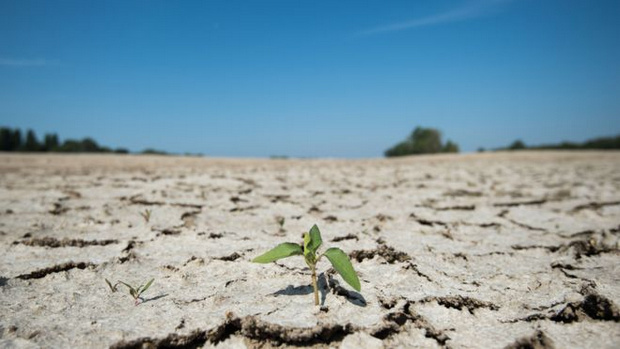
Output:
252 224 361 306
105 278 154 306
276 216 285 228
275 215 286 236
140 209 152 223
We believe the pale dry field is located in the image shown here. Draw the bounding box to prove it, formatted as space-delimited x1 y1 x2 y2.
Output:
0 152 619 348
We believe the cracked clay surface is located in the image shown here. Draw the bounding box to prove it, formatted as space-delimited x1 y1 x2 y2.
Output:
0 152 619 348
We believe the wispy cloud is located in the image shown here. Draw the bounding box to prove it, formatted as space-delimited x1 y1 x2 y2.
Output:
0 58 50 67
359 0 514 36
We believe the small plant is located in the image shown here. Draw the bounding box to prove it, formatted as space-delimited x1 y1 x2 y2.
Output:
252 224 360 305
105 278 154 306
139 209 152 223
275 215 286 236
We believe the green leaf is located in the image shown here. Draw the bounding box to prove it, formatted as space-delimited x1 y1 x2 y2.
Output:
118 281 133 290
306 225 322 255
323 247 361 292
118 281 137 297
252 242 302 263
303 233 312 258
140 279 154 295
105 278 116 292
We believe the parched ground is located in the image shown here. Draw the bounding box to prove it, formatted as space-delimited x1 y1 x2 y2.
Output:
0 152 619 348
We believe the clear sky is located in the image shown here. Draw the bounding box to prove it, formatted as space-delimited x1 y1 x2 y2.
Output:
1 0 619 157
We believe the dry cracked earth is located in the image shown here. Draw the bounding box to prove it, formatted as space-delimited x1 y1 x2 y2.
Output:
0 152 619 348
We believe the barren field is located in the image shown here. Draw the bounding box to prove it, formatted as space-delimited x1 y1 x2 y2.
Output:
0 152 619 348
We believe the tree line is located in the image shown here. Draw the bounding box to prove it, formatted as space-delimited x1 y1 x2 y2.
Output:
499 135 620 151
0 127 174 154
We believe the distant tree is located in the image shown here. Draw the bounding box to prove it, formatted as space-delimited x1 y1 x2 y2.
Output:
23 129 41 151
114 148 129 154
57 138 105 152
57 139 80 152
0 128 12 151
477 147 486 152
140 148 168 155
11 129 22 150
442 140 459 153
409 127 443 154
508 139 526 150
80 138 100 152
583 135 620 149
43 133 60 151
384 142 414 157
385 126 459 157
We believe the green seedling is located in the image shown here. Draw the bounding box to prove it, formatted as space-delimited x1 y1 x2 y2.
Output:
105 278 154 306
140 209 152 223
252 224 361 305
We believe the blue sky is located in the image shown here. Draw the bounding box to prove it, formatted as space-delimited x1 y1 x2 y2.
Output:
1 0 619 157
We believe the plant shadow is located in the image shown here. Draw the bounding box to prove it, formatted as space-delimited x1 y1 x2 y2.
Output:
141 293 169 304
271 273 366 307
324 274 367 307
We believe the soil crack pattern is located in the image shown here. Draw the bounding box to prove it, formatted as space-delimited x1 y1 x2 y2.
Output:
1 152 619 348
349 244 412 264
571 200 620 212
109 314 357 349
13 237 118 248
551 293 620 323
215 252 243 262
506 292 620 324
435 205 476 211
493 199 547 207
16 261 97 280
371 301 451 347
410 213 449 227
418 295 499 314
504 330 555 349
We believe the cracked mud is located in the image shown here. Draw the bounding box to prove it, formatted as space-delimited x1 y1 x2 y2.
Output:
0 152 619 348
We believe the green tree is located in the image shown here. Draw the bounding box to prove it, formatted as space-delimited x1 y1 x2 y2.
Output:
58 138 103 152
508 139 526 150
11 129 22 150
442 140 459 153
385 127 458 157
23 129 41 151
0 128 11 151
43 133 60 151
80 138 100 152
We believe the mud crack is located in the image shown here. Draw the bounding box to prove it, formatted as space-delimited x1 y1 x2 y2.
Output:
48 202 69 215
216 252 242 262
331 234 358 242
572 200 620 212
507 292 620 324
180 210 201 228
350 244 411 264
16 261 96 280
551 293 620 323
110 314 357 348
418 295 499 314
504 330 555 349
494 199 547 207
410 213 449 227
435 205 476 211
371 301 450 346
13 237 118 248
